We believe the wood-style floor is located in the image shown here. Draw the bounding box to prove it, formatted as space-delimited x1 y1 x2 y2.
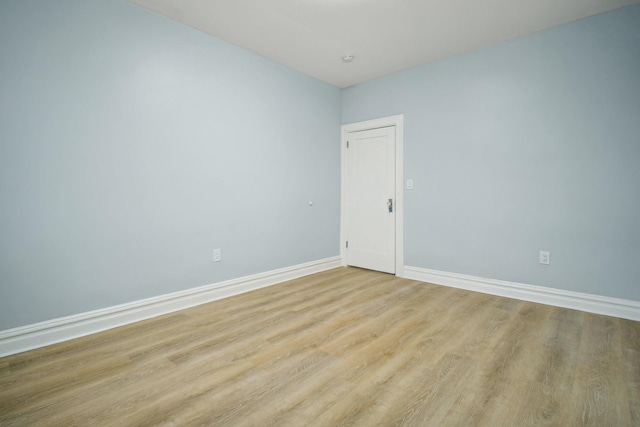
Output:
1 267 639 426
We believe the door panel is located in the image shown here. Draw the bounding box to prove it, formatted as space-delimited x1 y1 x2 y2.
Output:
345 126 395 273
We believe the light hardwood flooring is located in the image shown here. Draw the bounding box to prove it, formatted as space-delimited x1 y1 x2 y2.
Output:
1 267 639 426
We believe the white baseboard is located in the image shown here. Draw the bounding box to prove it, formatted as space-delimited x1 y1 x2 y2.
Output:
0 256 341 358
403 266 640 321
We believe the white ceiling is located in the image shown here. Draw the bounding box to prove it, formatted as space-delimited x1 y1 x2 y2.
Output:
129 0 639 88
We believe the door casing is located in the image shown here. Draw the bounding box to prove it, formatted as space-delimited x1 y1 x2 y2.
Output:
340 115 404 277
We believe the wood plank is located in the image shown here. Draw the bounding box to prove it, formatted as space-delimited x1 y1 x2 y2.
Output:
568 313 631 426
1 267 638 426
618 318 640 425
510 308 584 426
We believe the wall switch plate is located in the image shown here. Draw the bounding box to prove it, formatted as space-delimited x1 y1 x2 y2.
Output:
406 179 413 190
213 248 221 262
539 251 550 265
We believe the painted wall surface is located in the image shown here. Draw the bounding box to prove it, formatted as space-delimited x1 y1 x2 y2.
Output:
0 0 341 329
343 5 640 301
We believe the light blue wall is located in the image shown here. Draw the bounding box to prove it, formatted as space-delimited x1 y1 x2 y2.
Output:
2 1 638 332
343 4 640 300
0 0 341 329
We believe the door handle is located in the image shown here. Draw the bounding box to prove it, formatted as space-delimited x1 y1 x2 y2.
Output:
387 198 393 213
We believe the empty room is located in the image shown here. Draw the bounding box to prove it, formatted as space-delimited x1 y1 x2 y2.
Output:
1 0 639 425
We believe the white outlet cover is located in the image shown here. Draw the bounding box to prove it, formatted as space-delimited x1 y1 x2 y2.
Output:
539 251 550 265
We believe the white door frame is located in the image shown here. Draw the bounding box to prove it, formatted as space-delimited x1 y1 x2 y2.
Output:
341 114 404 277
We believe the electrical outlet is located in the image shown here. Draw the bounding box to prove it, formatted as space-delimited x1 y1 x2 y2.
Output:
213 248 221 262
539 251 550 265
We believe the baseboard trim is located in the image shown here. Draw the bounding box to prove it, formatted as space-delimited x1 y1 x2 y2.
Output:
403 265 640 321
0 256 341 358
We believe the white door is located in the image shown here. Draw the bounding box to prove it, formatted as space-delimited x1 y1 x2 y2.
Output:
345 126 396 274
